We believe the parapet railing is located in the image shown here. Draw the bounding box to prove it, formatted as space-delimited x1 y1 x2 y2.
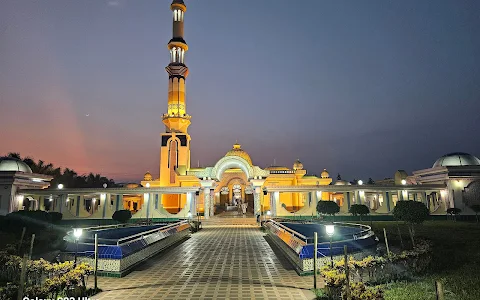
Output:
64 220 189 247
266 220 308 243
116 220 189 246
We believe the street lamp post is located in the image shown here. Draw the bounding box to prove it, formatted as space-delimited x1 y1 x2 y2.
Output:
325 224 335 268
73 228 83 267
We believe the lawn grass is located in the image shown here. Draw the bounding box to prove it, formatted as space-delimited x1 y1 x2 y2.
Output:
364 220 480 300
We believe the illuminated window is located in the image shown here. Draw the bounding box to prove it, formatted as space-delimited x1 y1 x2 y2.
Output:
173 10 183 21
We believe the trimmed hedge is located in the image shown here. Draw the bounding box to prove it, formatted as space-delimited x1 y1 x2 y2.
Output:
112 210 132 223
317 201 340 216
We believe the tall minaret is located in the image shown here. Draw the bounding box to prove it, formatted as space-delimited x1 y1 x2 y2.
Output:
162 0 190 133
160 0 191 185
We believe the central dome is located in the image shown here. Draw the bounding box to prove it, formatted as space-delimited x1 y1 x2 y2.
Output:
0 157 32 173
433 152 480 168
225 142 252 165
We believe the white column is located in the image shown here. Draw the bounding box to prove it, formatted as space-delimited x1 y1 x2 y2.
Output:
210 190 214 217
200 179 215 219
254 187 261 216
187 192 195 215
250 179 265 217
203 187 210 219
272 192 280 216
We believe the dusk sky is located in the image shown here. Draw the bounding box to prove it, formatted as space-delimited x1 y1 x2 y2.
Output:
1 0 479 183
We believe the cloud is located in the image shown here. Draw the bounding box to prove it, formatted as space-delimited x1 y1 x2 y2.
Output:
107 0 125 7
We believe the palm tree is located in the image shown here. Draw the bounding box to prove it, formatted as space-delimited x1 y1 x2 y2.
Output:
7 152 21 159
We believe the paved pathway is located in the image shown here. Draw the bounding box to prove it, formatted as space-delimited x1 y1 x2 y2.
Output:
95 219 315 300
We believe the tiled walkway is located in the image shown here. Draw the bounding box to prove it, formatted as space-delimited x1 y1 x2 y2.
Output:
95 221 315 299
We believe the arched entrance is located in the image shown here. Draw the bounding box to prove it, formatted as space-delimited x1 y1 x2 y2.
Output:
211 155 254 216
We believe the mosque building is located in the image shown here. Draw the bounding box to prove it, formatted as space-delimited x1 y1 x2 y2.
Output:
2 0 480 220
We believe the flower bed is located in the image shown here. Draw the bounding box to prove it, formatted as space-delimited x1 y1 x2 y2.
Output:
320 239 432 299
0 251 94 299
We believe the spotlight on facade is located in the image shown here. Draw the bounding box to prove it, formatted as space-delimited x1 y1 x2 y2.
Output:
358 180 363 186
49 196 53 202
401 179 407 185
146 183 150 188
58 184 64 189
92 198 96 203
325 224 335 237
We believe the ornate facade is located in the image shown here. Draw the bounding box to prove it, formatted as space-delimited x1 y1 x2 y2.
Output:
2 1 480 220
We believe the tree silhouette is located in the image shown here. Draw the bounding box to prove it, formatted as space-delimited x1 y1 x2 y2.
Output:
336 173 342 180
3 153 118 188
367 177 375 185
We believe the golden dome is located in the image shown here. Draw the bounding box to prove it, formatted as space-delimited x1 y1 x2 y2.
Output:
143 171 153 181
126 183 140 189
293 159 303 170
225 142 253 165
321 168 330 178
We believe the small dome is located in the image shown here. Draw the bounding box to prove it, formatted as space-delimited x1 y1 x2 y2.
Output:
143 171 153 181
126 183 140 189
0 157 32 173
433 152 480 168
321 168 330 178
293 159 303 170
334 180 348 185
225 142 253 165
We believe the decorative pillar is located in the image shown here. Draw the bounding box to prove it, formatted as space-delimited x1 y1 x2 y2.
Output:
75 196 81 217
340 192 350 214
188 192 195 216
254 187 261 216
200 179 215 219
250 178 265 217
385 192 391 212
203 187 210 218
57 194 64 213
210 189 215 217
272 191 280 216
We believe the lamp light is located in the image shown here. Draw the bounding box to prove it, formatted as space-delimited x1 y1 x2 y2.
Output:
401 179 407 185
325 223 335 268
73 228 83 239
146 183 150 188
266 210 271 216
325 224 335 237
358 180 363 186
58 184 64 189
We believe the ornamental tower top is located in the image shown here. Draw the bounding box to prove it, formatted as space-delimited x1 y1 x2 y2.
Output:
162 0 190 133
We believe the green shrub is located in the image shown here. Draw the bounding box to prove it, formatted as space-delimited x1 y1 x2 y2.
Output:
447 208 461 215
316 201 340 216
349 204 369 220
346 282 384 300
470 204 480 222
393 201 429 247
112 210 132 223
48 212 63 223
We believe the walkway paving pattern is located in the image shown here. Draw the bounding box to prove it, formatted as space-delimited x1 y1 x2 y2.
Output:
95 219 315 300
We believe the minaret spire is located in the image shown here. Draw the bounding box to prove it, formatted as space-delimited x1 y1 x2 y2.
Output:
162 0 191 133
